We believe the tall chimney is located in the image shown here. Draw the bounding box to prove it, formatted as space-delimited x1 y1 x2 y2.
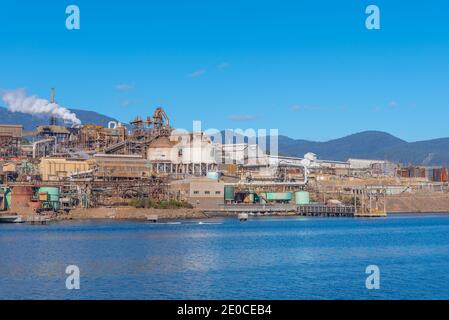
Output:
51 87 55 104
49 87 57 125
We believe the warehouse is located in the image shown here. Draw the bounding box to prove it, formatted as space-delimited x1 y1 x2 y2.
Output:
40 157 89 181
88 154 152 180
170 177 224 209
147 131 217 176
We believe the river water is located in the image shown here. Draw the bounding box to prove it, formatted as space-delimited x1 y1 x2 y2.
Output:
1 214 449 299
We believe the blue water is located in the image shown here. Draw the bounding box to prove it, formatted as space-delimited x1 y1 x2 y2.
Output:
1 214 449 300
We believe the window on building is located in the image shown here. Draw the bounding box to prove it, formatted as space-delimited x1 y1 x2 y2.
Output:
204 191 210 195
193 191 199 195
215 191 221 195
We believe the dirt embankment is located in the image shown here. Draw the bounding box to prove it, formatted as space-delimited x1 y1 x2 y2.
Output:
385 194 449 213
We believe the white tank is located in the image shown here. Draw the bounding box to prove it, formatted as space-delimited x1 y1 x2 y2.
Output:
108 121 118 129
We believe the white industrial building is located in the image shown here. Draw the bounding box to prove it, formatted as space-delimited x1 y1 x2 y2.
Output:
348 158 397 176
214 143 266 165
147 130 217 175
348 158 388 169
146 128 398 179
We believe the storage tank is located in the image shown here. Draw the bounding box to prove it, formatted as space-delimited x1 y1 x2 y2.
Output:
265 192 292 202
5 189 11 210
11 186 34 210
295 191 310 205
0 187 11 210
206 171 220 180
224 186 235 202
38 187 60 210
259 192 267 204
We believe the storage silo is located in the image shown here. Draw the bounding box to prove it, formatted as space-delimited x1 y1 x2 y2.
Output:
39 186 60 210
295 191 310 205
265 192 292 203
5 188 11 210
207 172 220 180
259 192 267 204
11 186 34 211
224 186 235 202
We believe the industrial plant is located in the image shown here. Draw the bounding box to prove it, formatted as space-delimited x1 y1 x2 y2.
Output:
2 88 449 223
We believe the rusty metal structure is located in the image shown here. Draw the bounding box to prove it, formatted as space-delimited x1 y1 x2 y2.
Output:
84 177 169 207
87 154 152 180
77 124 127 151
104 106 172 156
0 125 23 158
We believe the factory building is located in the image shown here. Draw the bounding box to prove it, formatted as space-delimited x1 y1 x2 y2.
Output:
371 161 398 177
40 157 89 181
40 155 156 182
0 124 23 158
30 88 74 145
170 177 225 209
242 154 351 181
348 158 385 169
214 143 265 165
78 123 127 152
147 131 217 176
349 159 398 176
88 154 152 180
0 162 18 184
35 125 72 144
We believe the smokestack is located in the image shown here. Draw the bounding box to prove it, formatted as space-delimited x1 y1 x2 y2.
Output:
49 87 57 125
51 87 55 104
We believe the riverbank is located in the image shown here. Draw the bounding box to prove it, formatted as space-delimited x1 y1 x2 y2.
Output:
68 207 208 220
4 193 449 221
62 207 297 220
2 206 298 221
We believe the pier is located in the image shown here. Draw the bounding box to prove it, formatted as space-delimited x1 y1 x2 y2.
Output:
203 204 296 217
297 204 355 217
26 215 51 225
204 203 387 218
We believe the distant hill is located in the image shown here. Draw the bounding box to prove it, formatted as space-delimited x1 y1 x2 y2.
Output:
277 131 449 166
0 106 123 130
278 131 406 161
219 130 449 166
2 106 449 166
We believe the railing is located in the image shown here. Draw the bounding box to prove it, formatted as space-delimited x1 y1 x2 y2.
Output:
297 205 355 216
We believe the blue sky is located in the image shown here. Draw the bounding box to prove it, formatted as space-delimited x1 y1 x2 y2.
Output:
1 0 449 141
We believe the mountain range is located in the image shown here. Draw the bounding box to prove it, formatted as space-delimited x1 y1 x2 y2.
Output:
278 132 449 166
0 106 120 130
1 106 449 166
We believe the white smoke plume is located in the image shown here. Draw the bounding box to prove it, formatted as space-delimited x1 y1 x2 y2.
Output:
1 88 82 125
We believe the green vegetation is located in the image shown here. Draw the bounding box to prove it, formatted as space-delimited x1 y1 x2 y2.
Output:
129 198 193 209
